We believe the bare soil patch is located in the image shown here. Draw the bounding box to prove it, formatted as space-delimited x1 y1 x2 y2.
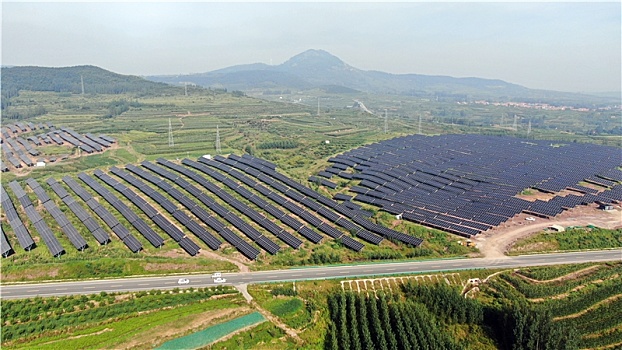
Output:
475 204 622 258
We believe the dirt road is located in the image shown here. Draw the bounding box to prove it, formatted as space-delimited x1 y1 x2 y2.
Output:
474 205 621 258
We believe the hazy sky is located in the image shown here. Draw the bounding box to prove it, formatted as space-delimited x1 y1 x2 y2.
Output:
2 1 620 93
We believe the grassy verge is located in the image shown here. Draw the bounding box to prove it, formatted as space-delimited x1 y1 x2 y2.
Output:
509 227 622 255
1 256 238 283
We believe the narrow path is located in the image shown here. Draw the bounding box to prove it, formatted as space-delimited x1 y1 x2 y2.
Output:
553 294 622 321
516 265 601 284
251 301 302 343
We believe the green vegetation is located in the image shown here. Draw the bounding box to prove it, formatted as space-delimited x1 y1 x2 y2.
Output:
5 262 621 349
264 297 313 329
480 261 622 349
324 286 574 350
516 263 597 280
1 286 241 348
208 321 290 350
1 255 237 282
510 227 622 254
157 312 265 350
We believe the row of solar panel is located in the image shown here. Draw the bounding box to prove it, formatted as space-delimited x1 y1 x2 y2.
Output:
61 175 143 253
0 185 35 252
210 154 423 249
123 163 259 259
229 155 428 245
191 157 374 251
47 177 111 245
96 168 202 256
8 180 65 257
139 161 279 255
26 178 88 251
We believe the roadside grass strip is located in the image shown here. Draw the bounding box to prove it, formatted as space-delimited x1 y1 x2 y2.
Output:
156 311 266 350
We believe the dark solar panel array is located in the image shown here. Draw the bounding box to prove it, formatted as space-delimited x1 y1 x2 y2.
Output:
8 180 65 257
141 160 283 254
156 158 304 250
25 178 88 251
184 158 328 245
47 178 111 245
62 175 142 253
0 185 35 250
323 134 622 237
1 226 15 257
197 155 418 251
123 164 259 260
78 172 165 248
217 154 424 247
97 168 204 256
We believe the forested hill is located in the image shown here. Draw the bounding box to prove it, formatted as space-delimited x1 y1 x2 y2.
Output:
1 65 176 95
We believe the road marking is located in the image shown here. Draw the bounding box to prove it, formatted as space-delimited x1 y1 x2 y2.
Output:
27 289 39 292
137 284 150 286
291 274 302 277
110 285 122 288
84 286 95 289
163 282 175 285
386 268 396 271
56 288 67 291
316 272 326 275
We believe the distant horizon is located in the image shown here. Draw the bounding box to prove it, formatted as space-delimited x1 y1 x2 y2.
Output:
3 53 621 97
3 2 620 93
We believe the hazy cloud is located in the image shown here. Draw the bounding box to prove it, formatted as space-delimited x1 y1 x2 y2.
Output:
2 2 620 93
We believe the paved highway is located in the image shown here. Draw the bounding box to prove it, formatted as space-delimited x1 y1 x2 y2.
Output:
1 249 620 300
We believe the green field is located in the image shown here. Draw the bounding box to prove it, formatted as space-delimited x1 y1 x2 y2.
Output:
3 262 621 349
510 227 622 255
2 68 621 350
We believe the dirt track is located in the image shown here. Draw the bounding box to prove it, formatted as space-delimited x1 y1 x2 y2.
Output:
474 204 622 258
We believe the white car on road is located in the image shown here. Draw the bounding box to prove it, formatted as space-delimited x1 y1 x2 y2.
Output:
177 278 190 285
213 277 227 283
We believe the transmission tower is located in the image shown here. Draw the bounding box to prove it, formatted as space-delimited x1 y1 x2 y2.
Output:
513 114 518 131
215 125 221 154
81 75 85 95
527 119 532 135
168 119 174 147
384 109 388 133
418 114 422 135
317 97 320 116
184 82 188 96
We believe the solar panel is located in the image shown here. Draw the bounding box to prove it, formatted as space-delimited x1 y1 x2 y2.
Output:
121 234 142 253
1 227 15 257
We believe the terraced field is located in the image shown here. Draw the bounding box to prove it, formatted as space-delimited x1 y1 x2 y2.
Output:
483 262 622 349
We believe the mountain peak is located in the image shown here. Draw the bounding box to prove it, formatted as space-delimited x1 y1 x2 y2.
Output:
280 49 348 70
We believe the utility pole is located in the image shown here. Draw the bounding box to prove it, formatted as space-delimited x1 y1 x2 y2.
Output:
215 125 221 154
384 109 388 134
513 114 518 131
184 82 188 96
317 97 320 116
418 114 422 135
168 119 174 147
81 75 85 95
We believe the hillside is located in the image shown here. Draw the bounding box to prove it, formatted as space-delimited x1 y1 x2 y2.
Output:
1 65 176 95
147 49 616 103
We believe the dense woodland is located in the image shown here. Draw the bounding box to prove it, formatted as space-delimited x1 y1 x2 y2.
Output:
325 283 577 350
